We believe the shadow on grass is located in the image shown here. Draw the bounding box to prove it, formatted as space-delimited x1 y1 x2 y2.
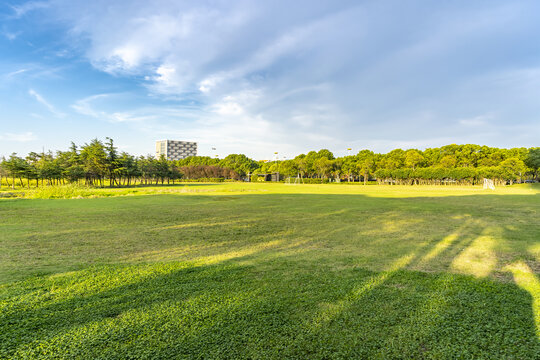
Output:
1 192 539 358
1 250 539 358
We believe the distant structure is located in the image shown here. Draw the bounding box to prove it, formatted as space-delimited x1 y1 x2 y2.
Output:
155 140 197 160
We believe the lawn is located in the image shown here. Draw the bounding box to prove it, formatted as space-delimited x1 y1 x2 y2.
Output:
1 183 539 358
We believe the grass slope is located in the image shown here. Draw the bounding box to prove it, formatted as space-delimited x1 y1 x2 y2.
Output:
1 183 539 358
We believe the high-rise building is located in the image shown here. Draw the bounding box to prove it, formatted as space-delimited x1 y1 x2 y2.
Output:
155 140 197 160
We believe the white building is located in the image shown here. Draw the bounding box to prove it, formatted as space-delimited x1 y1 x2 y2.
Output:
155 140 197 160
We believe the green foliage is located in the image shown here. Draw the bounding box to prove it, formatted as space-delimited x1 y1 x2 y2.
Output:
297 177 331 184
180 165 239 180
219 154 258 176
317 148 335 160
525 148 540 179
28 184 105 199
1 142 539 189
405 149 425 169
314 157 332 178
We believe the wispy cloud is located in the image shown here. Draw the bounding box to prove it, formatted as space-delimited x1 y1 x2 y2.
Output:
0 132 37 142
6 68 29 78
72 93 157 123
458 114 493 127
28 88 64 117
71 93 111 117
10 1 50 18
2 30 22 40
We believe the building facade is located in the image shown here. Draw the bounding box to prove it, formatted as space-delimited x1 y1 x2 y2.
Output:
155 140 198 160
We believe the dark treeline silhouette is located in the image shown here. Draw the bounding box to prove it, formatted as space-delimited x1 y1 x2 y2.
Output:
1 139 539 188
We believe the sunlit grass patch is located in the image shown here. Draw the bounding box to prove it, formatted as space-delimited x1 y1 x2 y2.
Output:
451 234 497 278
505 261 540 338
2 182 539 200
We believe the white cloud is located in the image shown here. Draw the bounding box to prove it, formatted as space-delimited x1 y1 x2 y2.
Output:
0 132 37 142
72 93 152 122
210 90 262 116
28 89 65 117
10 1 50 18
71 93 110 117
458 114 493 127
198 76 223 93
19 0 540 155
109 112 155 123
212 101 244 116
154 65 176 86
2 31 22 40
5 69 29 78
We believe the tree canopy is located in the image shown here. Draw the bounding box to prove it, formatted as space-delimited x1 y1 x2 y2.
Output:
1 140 538 188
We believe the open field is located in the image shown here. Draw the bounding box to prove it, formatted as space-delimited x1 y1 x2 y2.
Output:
1 183 539 358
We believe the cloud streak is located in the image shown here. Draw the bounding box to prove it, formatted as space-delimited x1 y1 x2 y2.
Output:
28 88 64 117
9 1 51 18
0 132 37 142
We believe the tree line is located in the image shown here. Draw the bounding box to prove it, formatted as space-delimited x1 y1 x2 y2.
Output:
1 139 539 188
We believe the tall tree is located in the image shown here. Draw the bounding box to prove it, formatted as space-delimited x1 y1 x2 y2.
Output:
314 157 332 179
105 137 120 187
405 150 425 170
357 150 376 185
525 148 540 180
80 139 108 186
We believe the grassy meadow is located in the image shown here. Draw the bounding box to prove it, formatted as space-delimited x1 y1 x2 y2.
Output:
1 183 539 358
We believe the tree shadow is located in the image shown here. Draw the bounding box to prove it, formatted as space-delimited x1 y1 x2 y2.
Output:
1 255 538 358
1 191 539 358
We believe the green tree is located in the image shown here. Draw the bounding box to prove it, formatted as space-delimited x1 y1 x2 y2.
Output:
341 156 357 182
357 150 376 185
314 157 332 179
405 150 425 170
219 154 258 177
294 154 308 178
380 149 405 170
105 137 120 186
499 158 527 184
525 148 540 180
439 155 457 168
80 139 108 186
317 149 335 160
2 154 28 189
280 160 298 178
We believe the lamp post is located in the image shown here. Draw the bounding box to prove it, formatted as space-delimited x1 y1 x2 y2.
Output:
347 148 352 156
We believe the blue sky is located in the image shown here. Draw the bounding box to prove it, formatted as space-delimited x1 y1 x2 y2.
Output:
1 0 539 159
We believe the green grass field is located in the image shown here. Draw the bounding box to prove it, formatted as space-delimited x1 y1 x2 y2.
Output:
1 183 539 359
